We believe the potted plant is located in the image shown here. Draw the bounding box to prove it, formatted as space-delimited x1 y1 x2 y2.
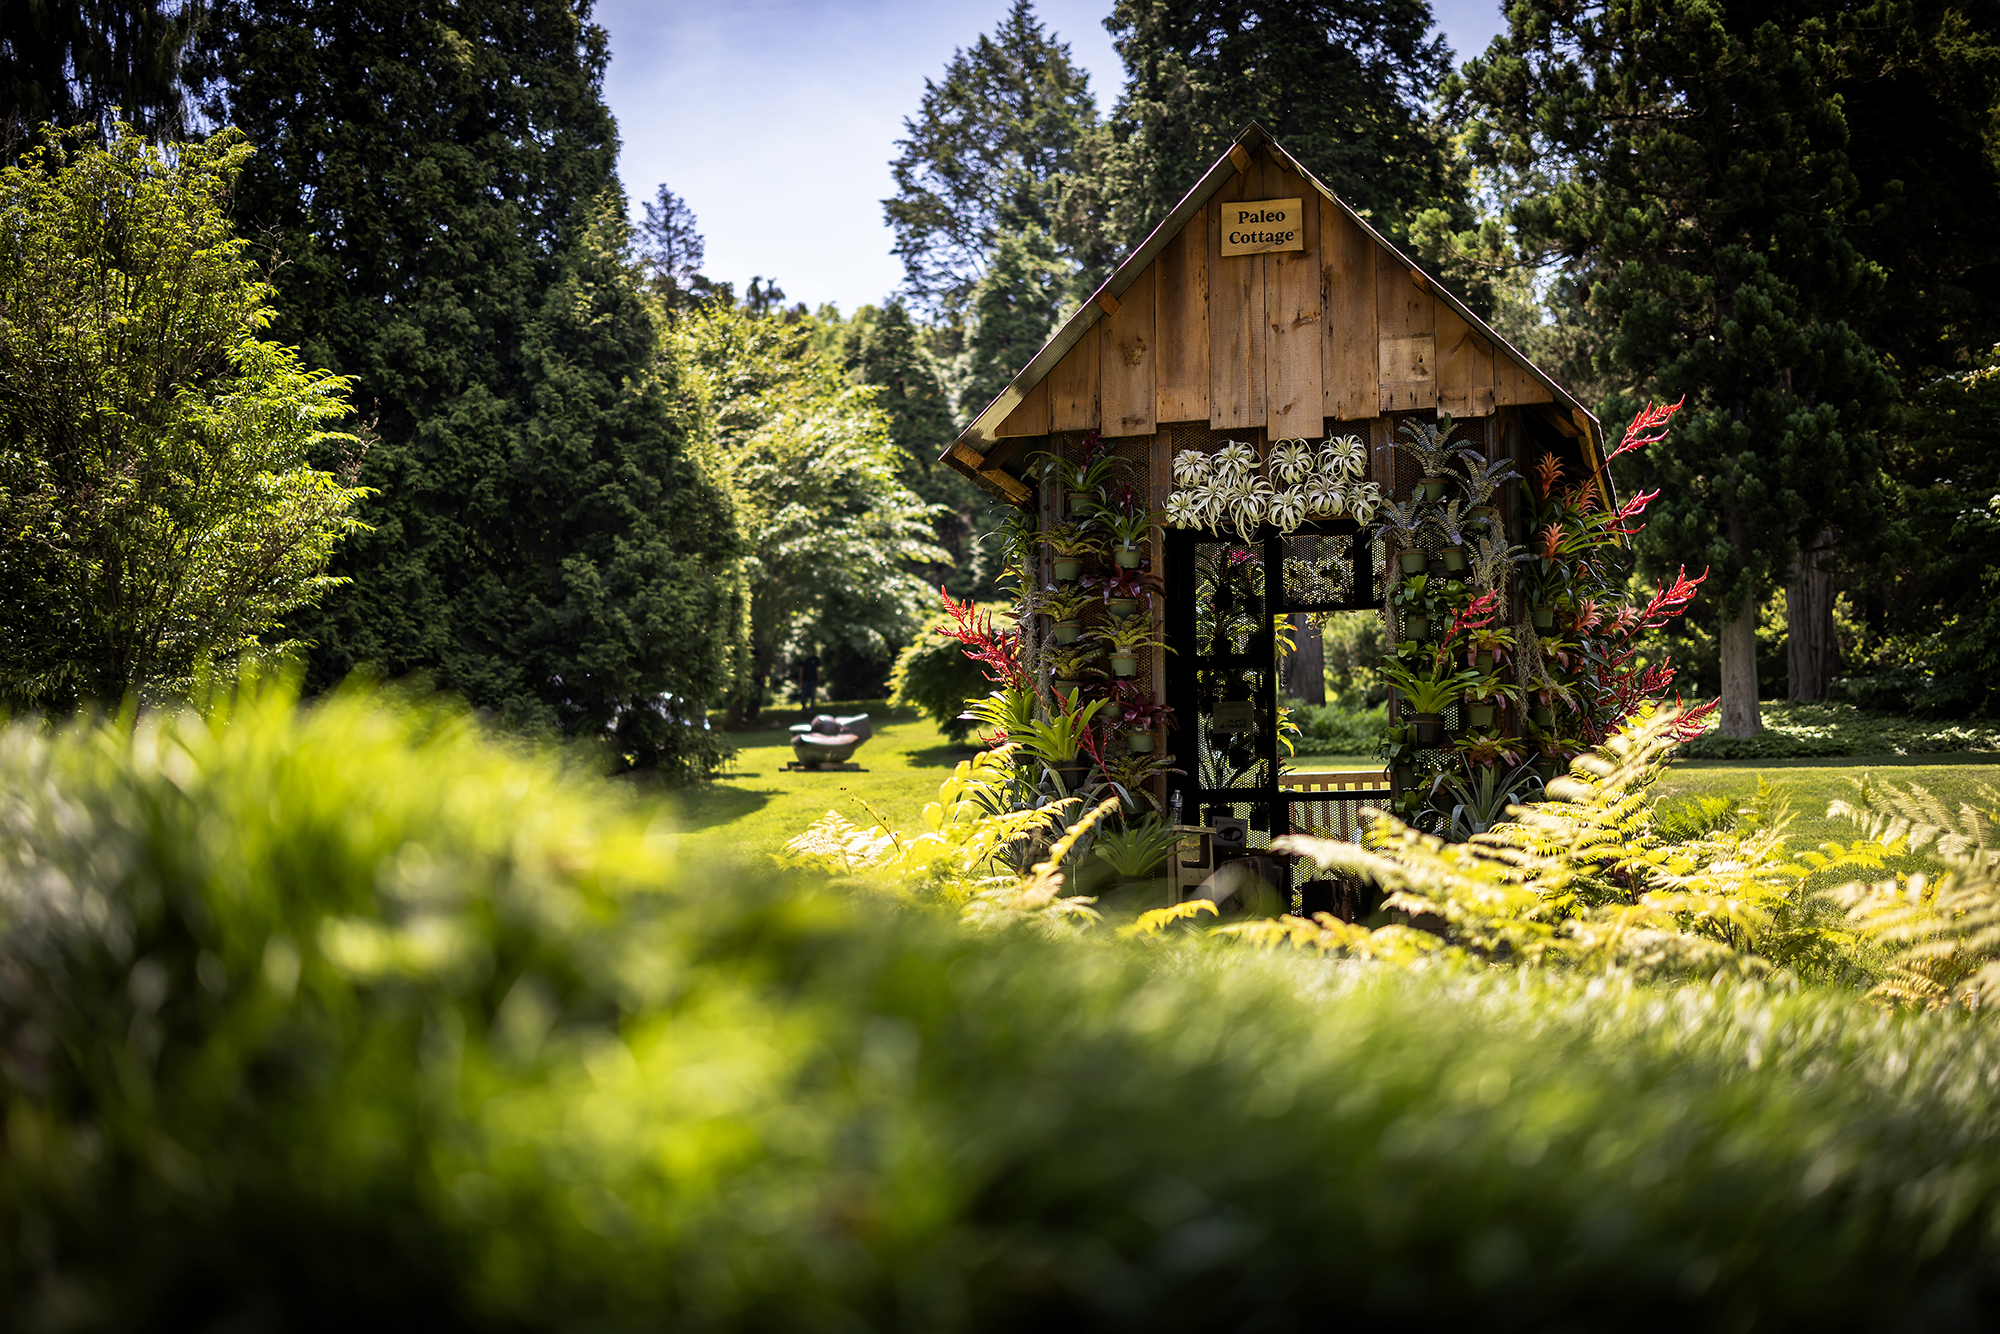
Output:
1380 591 1499 745
1092 618 1170 678
1377 498 1429 573
1013 694 1108 795
1088 566 1160 620
1116 695 1176 754
1036 584 1095 644
1394 414 1480 501
1041 523 1102 582
1089 813 1182 902
1048 646 1096 697
1034 430 1120 516
1452 453 1521 524
1099 485 1161 568
1433 498 1471 572
1460 664 1522 729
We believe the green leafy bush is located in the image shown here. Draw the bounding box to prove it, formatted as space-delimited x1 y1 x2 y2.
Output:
1680 700 2000 759
1287 698 1390 755
10 676 2000 1327
888 606 1005 741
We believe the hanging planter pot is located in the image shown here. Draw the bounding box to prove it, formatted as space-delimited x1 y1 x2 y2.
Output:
1068 490 1097 516
1110 653 1140 678
1054 621 1082 644
1054 678 1083 699
1472 504 1501 524
1394 765 1416 791
1413 713 1445 746
1420 478 1449 502
1053 557 1083 581
1532 604 1554 629
1114 545 1143 569
1125 731 1155 755
1403 614 1429 640
1107 597 1139 619
1534 758 1558 782
1474 650 1494 671
1442 545 1467 572
1055 761 1092 788
1399 548 1428 574
1468 703 1496 727
1101 702 1124 723
1531 705 1554 727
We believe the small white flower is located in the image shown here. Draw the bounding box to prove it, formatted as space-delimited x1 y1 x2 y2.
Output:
1212 440 1257 485
1269 440 1315 486
1269 486 1309 532
1320 434 1367 480
1172 449 1212 487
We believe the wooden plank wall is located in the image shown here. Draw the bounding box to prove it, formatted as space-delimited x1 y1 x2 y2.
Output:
1015 142 1557 438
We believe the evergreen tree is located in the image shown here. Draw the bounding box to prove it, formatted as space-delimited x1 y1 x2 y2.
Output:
196 0 747 777
1456 0 1895 735
885 0 1106 322
954 221 1069 424
1100 0 1464 257
634 182 718 310
853 298 993 597
1 0 203 153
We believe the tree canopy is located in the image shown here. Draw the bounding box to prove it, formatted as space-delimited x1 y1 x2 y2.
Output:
0 125 367 708
198 0 748 776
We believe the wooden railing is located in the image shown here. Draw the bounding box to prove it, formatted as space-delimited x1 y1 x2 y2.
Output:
1280 768 1391 843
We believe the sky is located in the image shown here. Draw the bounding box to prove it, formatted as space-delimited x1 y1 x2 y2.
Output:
596 0 1508 316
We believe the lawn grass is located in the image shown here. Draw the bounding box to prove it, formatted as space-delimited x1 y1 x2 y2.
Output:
661 710 981 864
661 710 2000 872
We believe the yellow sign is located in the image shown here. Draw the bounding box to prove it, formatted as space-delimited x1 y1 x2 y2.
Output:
1220 198 1304 256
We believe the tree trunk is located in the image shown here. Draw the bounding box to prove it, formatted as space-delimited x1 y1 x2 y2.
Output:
1719 589 1763 737
1786 531 1836 701
1284 614 1324 704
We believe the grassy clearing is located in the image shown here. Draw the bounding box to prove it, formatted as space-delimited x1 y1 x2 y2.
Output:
662 708 978 863
1655 753 2000 853
1680 700 2000 759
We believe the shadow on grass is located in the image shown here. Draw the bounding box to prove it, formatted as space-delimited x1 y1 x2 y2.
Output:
905 742 982 768
670 783 774 832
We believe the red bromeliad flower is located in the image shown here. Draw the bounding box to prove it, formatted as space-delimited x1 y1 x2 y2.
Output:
1637 566 1707 628
1534 452 1564 498
1538 522 1563 561
937 587 1027 689
1606 396 1685 464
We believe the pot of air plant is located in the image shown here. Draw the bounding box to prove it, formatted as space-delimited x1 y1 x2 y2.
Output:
1453 454 1520 527
1094 618 1169 680
1532 605 1555 630
1403 613 1430 641
1042 523 1100 583
1396 414 1480 505
1033 431 1118 520
1435 499 1470 572
1087 566 1159 622
1376 499 1428 575
1531 705 1554 727
1461 667 1521 732
1383 591 1494 748
1038 584 1094 647
1101 485 1160 570
1118 695 1174 754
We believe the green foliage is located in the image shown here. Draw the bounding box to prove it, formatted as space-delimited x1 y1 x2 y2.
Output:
15 681 2000 1324
0 125 367 709
1679 700 2000 759
887 606 1004 741
1090 812 1178 878
1286 698 1389 754
885 0 1106 322
1453 0 1895 729
0 0 201 150
1100 0 1466 260
203 0 747 778
673 303 948 718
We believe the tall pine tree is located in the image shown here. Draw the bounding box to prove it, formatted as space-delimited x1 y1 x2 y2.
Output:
1100 0 1465 256
197 0 747 777
1456 0 1894 734
885 0 1106 324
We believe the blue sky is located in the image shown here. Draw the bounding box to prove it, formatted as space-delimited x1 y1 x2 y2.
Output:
596 0 1507 315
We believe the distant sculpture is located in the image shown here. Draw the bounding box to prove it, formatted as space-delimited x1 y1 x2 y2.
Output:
789 713 872 767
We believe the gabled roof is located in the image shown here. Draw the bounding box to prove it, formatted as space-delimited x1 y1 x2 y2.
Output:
942 122 1603 497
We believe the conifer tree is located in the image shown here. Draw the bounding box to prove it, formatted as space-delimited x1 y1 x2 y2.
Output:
196 0 747 777
885 0 1105 324
1455 0 1894 734
1 0 203 153
1100 0 1464 255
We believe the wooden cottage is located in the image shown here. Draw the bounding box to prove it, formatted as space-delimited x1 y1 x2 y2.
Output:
941 123 1609 886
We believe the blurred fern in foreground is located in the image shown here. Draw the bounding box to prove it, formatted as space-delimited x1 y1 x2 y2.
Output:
8 677 2000 1327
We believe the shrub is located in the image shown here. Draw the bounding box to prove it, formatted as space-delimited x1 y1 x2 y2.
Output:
9 676 2000 1327
1287 698 1390 755
887 602 1010 741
